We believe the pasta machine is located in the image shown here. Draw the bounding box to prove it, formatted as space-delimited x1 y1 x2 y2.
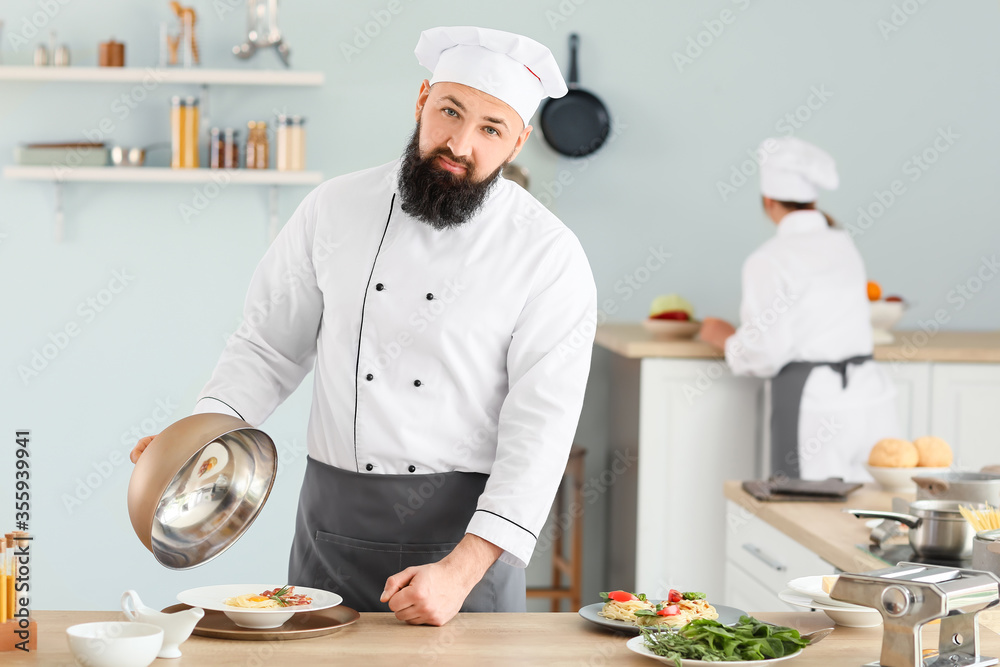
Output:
831 563 1000 667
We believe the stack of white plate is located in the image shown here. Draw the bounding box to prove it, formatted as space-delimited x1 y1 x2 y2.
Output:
779 576 882 628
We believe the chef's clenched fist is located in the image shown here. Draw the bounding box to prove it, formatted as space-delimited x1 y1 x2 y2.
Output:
380 534 502 626
130 434 160 463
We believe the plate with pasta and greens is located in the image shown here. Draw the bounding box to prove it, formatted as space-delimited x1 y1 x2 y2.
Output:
578 590 746 634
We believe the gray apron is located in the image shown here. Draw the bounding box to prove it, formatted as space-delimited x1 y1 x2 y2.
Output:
770 354 873 478
287 455 526 612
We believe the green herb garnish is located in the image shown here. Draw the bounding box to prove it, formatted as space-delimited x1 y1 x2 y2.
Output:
682 591 706 600
640 615 809 666
268 585 292 607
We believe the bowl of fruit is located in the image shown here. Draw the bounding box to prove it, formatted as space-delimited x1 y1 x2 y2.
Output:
643 294 701 339
867 281 905 344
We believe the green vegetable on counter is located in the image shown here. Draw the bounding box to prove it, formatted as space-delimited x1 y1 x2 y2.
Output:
640 615 809 665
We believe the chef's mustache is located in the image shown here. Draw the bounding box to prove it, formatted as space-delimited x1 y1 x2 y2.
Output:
424 147 475 178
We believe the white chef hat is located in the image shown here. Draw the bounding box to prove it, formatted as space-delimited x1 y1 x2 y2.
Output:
415 26 568 129
759 137 840 203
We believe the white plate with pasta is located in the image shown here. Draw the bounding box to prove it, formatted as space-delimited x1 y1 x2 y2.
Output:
579 590 746 634
177 584 342 629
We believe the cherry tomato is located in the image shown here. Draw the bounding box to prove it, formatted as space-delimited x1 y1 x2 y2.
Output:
608 590 635 603
657 604 680 616
668 589 682 603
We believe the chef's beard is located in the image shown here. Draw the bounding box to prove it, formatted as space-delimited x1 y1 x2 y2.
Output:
397 125 506 230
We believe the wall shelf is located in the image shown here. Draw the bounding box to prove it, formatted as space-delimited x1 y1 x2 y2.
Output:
3 166 322 185
3 63 325 242
0 65 324 86
3 166 324 241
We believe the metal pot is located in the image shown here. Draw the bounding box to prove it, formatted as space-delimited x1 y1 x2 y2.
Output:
848 499 988 560
127 413 277 569
914 471 1000 504
973 530 1000 576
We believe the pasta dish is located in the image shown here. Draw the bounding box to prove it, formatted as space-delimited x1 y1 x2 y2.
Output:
598 589 718 628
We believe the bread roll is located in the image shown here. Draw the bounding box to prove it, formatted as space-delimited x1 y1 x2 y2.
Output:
914 436 953 467
868 438 919 467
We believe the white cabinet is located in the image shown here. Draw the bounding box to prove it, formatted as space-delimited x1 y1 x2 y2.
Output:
877 361 931 439
930 364 1000 470
608 357 765 603
723 501 835 609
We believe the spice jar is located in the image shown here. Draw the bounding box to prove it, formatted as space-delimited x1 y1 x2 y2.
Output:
210 128 239 170
245 121 269 169
276 115 306 171
170 96 199 169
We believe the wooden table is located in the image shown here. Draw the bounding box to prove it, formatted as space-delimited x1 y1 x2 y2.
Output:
8 609 1000 666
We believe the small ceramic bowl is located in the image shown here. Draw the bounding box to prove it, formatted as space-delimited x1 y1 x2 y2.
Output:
66 621 163 667
642 318 701 339
871 301 905 344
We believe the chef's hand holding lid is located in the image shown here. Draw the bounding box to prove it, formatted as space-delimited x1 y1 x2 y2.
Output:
130 434 160 464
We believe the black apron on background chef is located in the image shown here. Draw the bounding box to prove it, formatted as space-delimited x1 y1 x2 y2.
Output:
707 138 901 482
189 26 597 614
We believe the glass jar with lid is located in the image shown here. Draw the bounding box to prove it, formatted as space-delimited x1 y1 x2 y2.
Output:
276 115 306 171
245 121 269 169
210 128 240 170
170 96 199 169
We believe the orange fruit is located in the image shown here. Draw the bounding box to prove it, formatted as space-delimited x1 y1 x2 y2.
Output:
867 281 882 301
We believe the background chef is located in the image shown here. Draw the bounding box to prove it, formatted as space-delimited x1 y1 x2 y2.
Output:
700 137 901 482
131 25 597 626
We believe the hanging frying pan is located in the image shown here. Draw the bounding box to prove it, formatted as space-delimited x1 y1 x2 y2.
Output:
540 33 611 158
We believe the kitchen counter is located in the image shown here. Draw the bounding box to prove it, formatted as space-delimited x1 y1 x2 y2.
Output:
723 480 905 574
596 323 1000 362
11 609 1000 666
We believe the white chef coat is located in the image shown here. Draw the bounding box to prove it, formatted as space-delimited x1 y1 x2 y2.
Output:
724 210 901 482
192 159 597 568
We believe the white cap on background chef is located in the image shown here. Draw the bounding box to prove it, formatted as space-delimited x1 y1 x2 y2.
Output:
759 137 839 203
131 26 595 627
701 136 901 482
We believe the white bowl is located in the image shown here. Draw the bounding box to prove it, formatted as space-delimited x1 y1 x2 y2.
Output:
176 584 342 629
778 590 882 628
786 575 867 609
642 318 701 339
865 464 952 492
870 301 905 344
66 621 163 667
819 605 883 628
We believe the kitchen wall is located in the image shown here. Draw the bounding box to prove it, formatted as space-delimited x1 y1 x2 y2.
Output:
2 0 999 612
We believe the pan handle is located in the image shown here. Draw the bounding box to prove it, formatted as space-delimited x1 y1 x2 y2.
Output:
844 508 922 530
568 33 580 88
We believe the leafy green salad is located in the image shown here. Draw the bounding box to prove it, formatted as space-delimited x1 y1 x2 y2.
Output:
640 615 809 665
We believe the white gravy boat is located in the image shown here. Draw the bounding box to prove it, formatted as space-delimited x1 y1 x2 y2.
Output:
121 589 205 658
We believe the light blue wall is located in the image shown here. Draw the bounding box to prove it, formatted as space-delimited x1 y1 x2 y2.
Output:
2 0 999 613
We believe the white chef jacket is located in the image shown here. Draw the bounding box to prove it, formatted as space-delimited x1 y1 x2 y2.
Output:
192 159 597 568
724 210 901 481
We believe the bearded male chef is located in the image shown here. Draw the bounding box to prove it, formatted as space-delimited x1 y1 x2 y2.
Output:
700 137 900 482
130 26 596 625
